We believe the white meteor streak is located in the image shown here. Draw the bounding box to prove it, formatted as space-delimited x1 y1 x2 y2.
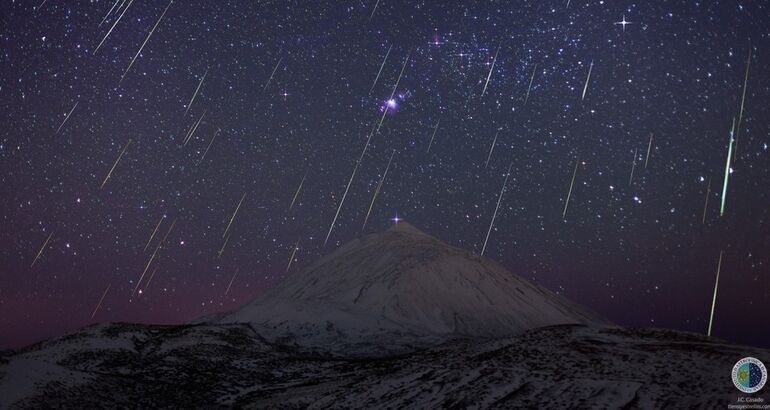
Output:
362 150 396 230
481 162 513 256
562 158 579 220
91 284 111 319
481 46 500 97
707 250 723 337
289 170 308 210
185 68 208 116
629 148 638 185
524 63 537 105
225 268 238 296
485 131 498 168
264 57 283 91
720 118 735 217
198 127 221 164
286 238 300 272
644 133 653 168
369 0 381 20
120 0 172 83
101 139 131 189
581 59 593 101
426 120 440 153
370 45 392 94
223 192 246 239
56 101 79 134
143 215 165 252
734 48 752 161
702 177 711 224
324 162 359 246
184 110 206 145
31 232 54 267
98 0 121 27
94 0 134 55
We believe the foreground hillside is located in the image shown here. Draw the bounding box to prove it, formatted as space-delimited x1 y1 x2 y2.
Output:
1 322 762 409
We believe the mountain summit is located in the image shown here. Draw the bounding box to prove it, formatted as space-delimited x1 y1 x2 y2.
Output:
210 221 605 355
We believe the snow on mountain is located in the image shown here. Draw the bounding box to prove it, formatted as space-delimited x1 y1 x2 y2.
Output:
207 222 606 355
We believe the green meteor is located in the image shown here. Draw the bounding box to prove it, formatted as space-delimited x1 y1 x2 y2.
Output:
720 118 735 217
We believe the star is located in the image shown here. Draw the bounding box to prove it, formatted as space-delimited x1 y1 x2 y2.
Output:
614 14 632 32
391 213 402 225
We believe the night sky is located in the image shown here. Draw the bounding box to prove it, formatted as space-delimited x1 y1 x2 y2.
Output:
1 0 769 350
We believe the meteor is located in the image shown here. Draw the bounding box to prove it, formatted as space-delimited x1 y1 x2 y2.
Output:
101 139 131 189
629 147 638 185
524 63 537 105
143 214 165 252
707 250 724 337
31 232 54 267
369 45 392 94
185 68 208 116
91 284 111 319
144 266 159 291
485 131 498 168
720 118 735 216
289 170 308 210
644 133 653 168
225 268 239 296
183 110 206 145
133 219 175 296
562 158 579 220
324 162 358 246
94 0 134 55
120 0 172 83
217 232 231 259
223 192 247 239
426 120 440 153
198 127 221 164
264 57 283 91
369 0 381 20
56 101 79 134
286 238 300 272
98 0 121 27
481 46 500 97
481 162 513 256
362 150 396 230
702 177 711 224
733 48 751 161
581 60 593 101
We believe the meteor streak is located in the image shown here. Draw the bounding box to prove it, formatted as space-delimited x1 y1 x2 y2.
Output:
225 268 238 296
98 0 121 27
218 232 231 258
481 46 500 97
524 63 537 105
286 238 300 272
198 127 221 164
56 101 79 134
581 60 593 101
720 118 735 217
144 266 159 291
185 68 208 116
91 284 111 319
133 219 175 296
143 214 165 252
707 250 723 337
184 110 206 145
481 162 513 256
426 120 440 153
562 158 579 220
223 192 246 239
485 131 498 168
324 162 358 246
702 177 711 224
264 57 282 91
369 45 392 94
362 150 396 230
101 139 131 189
644 133 653 168
31 232 54 267
120 0 172 83
289 170 308 210
94 0 134 55
369 0 381 20
733 48 751 160
629 147 638 185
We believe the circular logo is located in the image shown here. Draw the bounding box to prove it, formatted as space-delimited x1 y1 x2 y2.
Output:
732 357 768 394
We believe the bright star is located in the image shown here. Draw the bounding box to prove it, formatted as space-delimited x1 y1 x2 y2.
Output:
614 15 632 32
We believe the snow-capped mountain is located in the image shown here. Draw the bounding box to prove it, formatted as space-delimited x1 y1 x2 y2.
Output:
205 222 605 355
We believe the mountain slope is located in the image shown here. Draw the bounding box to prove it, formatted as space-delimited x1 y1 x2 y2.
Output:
209 222 606 355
